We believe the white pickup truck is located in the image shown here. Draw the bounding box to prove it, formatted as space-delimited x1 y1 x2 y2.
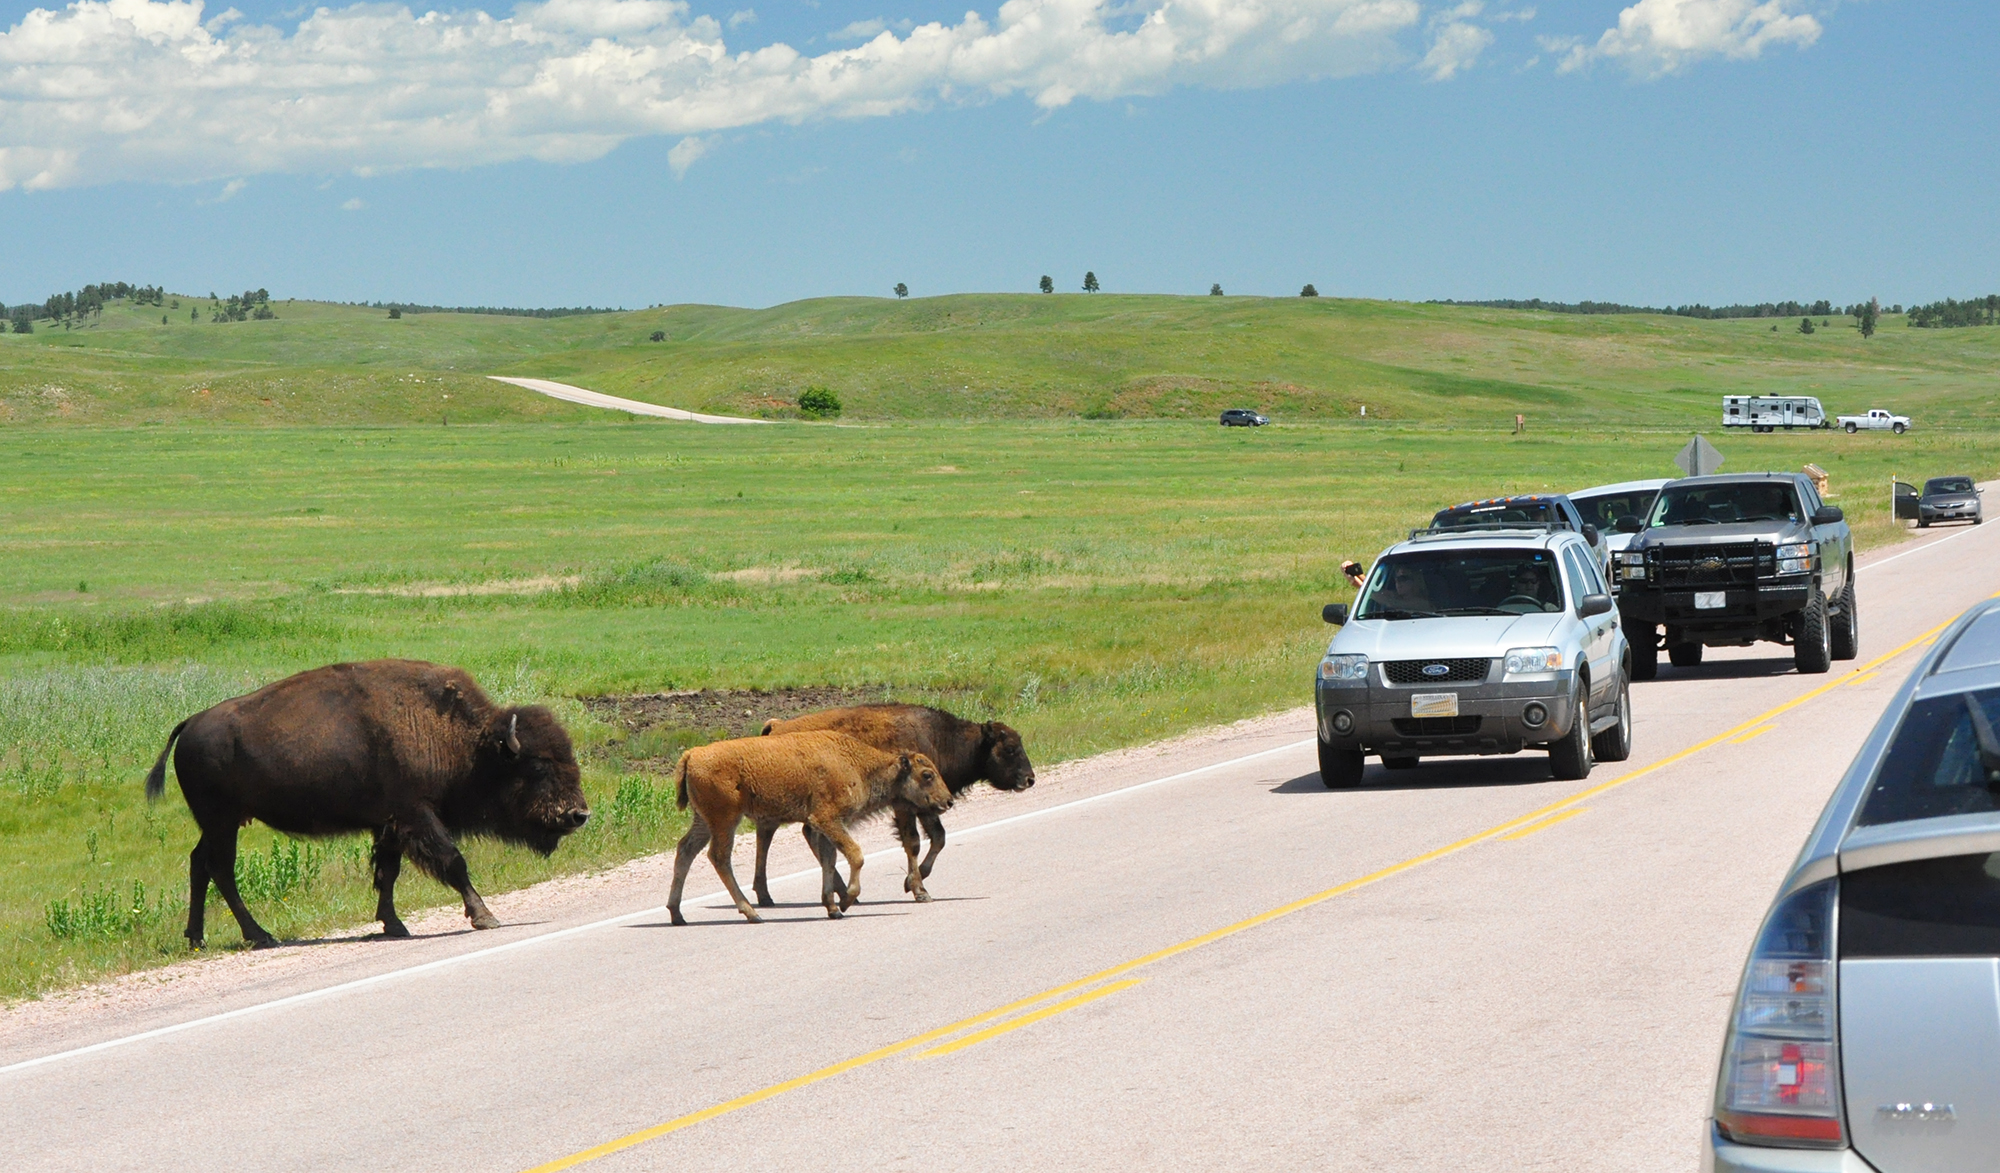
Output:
1837 408 1911 434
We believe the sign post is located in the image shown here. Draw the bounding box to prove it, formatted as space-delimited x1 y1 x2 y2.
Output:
1674 435 1724 478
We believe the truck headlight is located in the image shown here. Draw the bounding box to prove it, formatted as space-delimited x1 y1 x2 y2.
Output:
1504 646 1563 676
1318 654 1369 683
1618 551 1646 581
1775 542 1813 575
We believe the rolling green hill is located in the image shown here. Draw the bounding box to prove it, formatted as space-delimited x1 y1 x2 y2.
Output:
4 293 1996 427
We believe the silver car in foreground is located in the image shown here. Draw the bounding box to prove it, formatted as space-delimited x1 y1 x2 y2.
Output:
1314 527 1632 788
1707 598 2000 1172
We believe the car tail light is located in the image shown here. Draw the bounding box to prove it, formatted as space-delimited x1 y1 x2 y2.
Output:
1714 878 1845 1148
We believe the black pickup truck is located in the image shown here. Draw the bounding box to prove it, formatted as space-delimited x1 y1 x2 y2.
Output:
1612 472 1855 678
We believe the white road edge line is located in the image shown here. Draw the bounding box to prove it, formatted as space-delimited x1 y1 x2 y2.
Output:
0 736 1314 1078
1857 520 1985 573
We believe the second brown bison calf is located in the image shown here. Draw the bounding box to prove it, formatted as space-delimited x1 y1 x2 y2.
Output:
668 731 952 924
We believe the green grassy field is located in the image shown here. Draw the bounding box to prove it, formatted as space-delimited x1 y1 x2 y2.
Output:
3 292 1996 1001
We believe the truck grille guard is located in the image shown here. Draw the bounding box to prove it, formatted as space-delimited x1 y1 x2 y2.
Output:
1645 541 1776 588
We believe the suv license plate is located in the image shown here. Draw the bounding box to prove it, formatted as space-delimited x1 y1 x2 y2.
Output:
1411 693 1459 718
1695 590 1726 610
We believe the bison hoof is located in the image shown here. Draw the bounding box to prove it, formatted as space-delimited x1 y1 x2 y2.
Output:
839 891 859 912
249 936 280 950
825 905 843 920
669 909 687 926
755 893 774 908
470 914 501 930
740 910 764 924
381 921 411 939
911 889 933 903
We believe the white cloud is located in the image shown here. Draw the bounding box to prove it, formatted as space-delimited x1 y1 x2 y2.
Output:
197 176 246 203
1558 0 1820 77
0 0 1422 190
340 196 365 209
666 134 710 177
1418 0 1492 81
726 7 754 27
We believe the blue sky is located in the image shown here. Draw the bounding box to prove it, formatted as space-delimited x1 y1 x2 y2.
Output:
0 0 1992 309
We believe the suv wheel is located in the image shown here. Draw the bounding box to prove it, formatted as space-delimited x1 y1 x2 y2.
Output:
1830 578 1859 661
1630 624 1659 681
1591 674 1633 763
1668 642 1704 668
1795 591 1832 674
1318 739 1365 789
1548 691 1594 781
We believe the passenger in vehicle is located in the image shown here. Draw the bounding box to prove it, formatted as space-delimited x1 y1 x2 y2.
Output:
1505 562 1558 610
1377 563 1433 613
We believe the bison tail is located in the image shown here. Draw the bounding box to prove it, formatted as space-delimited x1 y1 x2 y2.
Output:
673 754 690 810
144 719 189 801
759 718 777 736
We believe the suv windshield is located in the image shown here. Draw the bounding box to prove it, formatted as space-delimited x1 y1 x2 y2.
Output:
1432 501 1561 530
1355 549 1566 619
1647 482 1802 527
1925 477 1976 495
1858 688 2000 826
1571 489 1659 529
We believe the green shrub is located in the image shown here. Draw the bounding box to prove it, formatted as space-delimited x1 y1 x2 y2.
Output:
797 386 842 419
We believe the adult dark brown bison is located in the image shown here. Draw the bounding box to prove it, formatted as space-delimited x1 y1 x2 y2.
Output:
757 704 1035 902
144 659 590 949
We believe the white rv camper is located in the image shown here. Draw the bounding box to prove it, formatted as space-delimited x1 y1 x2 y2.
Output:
1721 395 1827 432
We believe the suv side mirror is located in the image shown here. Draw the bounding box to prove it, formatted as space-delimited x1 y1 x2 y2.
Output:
1323 603 1349 625
1615 515 1644 534
1812 505 1844 525
1580 523 1600 546
1578 593 1614 618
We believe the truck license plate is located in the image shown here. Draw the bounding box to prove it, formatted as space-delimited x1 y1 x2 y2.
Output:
1695 591 1726 610
1411 693 1459 718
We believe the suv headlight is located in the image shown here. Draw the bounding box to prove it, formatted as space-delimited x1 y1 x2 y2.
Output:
1775 542 1813 575
1318 654 1369 683
1504 646 1564 676
1618 550 1646 581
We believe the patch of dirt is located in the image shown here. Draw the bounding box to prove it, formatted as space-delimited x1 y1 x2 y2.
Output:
581 685 900 740
712 566 817 584
332 575 581 598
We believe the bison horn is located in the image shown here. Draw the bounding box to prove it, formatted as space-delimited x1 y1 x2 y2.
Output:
504 713 521 756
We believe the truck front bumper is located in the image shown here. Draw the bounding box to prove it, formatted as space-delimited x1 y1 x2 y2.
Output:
1315 671 1579 758
1617 581 1811 633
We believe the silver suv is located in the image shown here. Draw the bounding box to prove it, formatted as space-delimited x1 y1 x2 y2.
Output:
1314 528 1632 788
1707 598 2000 1173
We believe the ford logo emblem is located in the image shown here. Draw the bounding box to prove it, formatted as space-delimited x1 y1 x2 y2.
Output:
1422 664 1450 677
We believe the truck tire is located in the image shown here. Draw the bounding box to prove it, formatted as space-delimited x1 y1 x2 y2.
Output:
1831 579 1859 661
1630 624 1659 681
1318 739 1364 789
1795 591 1832 674
1549 692 1594 781
1893 422 1906 434
1668 642 1704 668
1845 421 1858 433
1591 674 1633 763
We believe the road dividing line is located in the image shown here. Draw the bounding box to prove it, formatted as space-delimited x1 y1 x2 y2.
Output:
1500 808 1588 841
1843 672 1879 687
913 980 1147 1060
1728 726 1776 744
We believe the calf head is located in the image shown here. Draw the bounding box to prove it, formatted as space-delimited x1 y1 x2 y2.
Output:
479 706 590 854
979 721 1036 790
894 752 953 812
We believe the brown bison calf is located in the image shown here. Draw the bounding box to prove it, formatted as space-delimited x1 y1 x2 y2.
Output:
757 705 1035 903
668 731 951 924
145 659 591 948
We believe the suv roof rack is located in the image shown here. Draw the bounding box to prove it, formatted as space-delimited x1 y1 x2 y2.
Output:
1408 521 1569 540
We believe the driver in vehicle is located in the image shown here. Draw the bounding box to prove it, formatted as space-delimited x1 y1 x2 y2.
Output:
1505 561 1558 610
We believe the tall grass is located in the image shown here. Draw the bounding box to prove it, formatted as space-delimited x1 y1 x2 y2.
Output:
0 664 260 792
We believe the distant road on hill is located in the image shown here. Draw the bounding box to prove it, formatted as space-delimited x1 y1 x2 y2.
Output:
487 376 769 424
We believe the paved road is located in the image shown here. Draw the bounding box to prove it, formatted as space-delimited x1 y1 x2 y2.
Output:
487 376 769 424
4 520 1996 1172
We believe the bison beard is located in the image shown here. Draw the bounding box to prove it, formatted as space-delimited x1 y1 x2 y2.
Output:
144 659 590 948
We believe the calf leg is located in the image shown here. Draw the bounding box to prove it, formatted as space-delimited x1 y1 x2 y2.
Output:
400 810 499 930
205 829 278 949
667 816 712 926
371 828 410 938
801 825 848 905
703 816 760 923
894 806 931 903
753 821 779 907
916 810 948 880
808 819 867 914
184 836 213 947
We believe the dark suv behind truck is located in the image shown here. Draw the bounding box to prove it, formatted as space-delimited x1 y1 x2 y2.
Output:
1613 472 1855 678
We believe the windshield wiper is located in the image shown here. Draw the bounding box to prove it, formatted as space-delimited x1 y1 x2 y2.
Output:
1673 517 1718 525
1360 607 1440 620
1441 607 1521 616
1734 514 1785 523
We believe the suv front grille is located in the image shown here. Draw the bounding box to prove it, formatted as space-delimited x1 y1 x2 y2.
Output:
1647 542 1774 587
1391 716 1483 736
1383 658 1491 684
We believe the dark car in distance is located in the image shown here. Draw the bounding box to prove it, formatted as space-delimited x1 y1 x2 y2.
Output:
1220 409 1269 427
1918 476 1983 527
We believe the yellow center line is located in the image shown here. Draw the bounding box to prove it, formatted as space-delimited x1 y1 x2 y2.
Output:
1843 671 1879 687
1729 726 1776 744
1500 808 1588 840
914 979 1147 1060
521 613 1962 1173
